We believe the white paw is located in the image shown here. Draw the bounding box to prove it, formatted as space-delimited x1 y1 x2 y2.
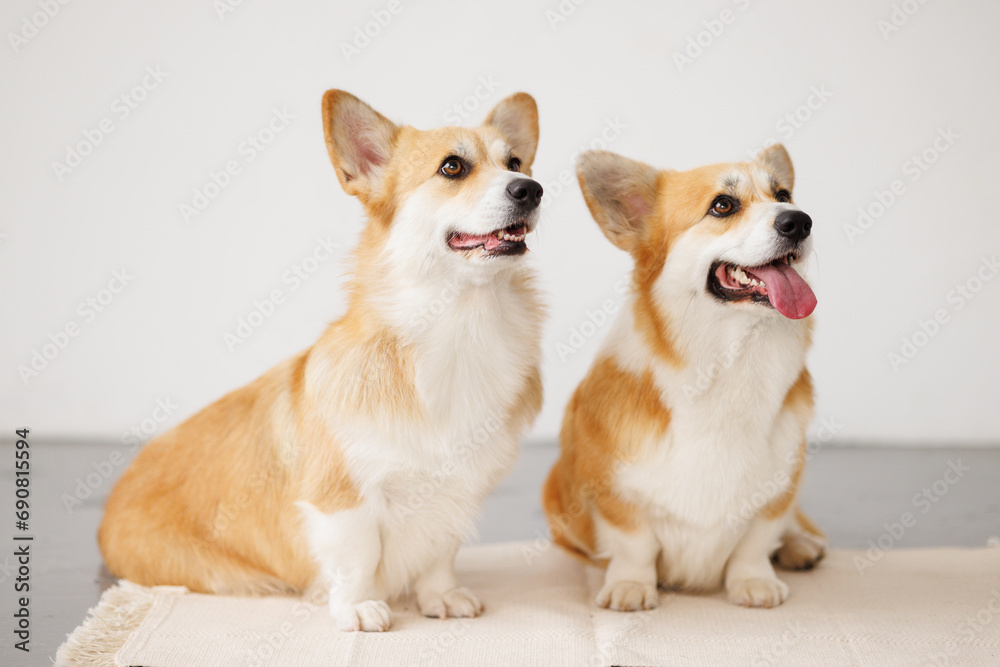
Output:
727 577 789 608
332 599 392 632
596 581 659 611
418 586 483 619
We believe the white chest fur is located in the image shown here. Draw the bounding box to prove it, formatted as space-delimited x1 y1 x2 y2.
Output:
606 296 810 587
317 268 541 597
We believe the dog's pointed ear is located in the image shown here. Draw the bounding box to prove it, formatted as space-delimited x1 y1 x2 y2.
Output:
483 93 539 171
576 151 661 254
322 90 399 199
757 143 795 190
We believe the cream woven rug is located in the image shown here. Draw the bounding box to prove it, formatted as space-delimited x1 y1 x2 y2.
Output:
58 542 1000 666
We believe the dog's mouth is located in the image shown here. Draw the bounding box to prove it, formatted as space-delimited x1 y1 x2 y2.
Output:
708 252 817 319
447 223 529 257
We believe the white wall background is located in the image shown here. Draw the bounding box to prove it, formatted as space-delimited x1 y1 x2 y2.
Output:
1 0 998 446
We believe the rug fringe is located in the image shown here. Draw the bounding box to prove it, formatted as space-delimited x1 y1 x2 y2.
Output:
55 580 166 667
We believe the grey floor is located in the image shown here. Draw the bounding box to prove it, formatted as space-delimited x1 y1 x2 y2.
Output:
0 440 997 665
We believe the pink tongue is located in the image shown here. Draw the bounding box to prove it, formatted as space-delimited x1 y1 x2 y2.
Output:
748 262 817 319
451 233 500 250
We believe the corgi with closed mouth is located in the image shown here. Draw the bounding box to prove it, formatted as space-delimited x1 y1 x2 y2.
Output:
99 90 545 631
543 145 825 611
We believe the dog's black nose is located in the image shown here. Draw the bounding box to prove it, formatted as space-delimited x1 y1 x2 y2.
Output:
506 178 543 209
774 210 812 243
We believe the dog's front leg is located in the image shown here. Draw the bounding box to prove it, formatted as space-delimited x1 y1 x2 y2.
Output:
413 543 483 619
594 517 660 611
725 515 788 608
297 502 391 631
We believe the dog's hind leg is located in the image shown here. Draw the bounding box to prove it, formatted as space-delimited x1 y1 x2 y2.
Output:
772 507 826 571
98 515 292 595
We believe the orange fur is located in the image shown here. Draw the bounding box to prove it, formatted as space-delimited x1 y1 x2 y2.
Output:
547 147 823 592
99 90 544 599
100 354 326 593
543 356 671 559
759 369 814 520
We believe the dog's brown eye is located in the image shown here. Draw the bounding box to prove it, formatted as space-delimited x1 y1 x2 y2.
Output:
507 158 521 173
775 190 791 203
709 195 739 217
440 158 464 178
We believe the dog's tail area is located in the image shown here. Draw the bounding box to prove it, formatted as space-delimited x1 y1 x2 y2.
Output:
542 460 599 565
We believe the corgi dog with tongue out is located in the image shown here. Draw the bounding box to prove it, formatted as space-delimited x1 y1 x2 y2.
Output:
544 144 825 611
